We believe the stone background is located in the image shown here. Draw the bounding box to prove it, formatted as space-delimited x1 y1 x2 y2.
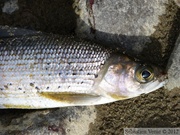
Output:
0 0 179 135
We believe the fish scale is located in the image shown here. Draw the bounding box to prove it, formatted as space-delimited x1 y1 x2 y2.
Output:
0 35 113 93
0 26 166 108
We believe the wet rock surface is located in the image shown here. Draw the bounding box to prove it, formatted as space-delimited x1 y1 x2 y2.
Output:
0 0 179 135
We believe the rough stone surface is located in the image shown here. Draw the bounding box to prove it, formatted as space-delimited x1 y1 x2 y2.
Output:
0 0 179 135
0 106 96 135
0 0 76 34
2 0 19 14
74 0 180 66
166 34 180 90
76 0 167 36
174 0 180 7
88 88 180 135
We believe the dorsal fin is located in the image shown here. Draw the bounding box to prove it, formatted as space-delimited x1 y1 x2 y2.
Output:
0 25 43 38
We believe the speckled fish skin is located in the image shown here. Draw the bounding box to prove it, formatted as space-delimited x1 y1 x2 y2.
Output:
0 34 114 108
0 27 166 109
0 35 111 92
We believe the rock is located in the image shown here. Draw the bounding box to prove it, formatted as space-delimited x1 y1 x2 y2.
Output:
0 106 96 135
165 34 180 90
74 0 180 65
88 88 180 135
174 0 180 7
2 0 19 14
0 0 76 34
76 0 167 38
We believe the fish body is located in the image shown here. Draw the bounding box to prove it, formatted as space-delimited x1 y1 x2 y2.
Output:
0 26 166 109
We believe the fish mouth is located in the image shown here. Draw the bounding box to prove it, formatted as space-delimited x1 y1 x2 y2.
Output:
144 81 165 93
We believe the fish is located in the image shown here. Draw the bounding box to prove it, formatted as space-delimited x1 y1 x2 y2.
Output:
0 26 166 109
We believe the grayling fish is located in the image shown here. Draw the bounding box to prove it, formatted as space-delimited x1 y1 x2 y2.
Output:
0 26 166 109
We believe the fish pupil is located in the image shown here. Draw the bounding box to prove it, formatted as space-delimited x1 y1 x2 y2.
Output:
142 70 151 79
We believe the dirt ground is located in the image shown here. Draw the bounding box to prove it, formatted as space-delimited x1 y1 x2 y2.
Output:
0 0 179 135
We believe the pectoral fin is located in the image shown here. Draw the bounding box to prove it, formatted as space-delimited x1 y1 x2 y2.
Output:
39 92 101 104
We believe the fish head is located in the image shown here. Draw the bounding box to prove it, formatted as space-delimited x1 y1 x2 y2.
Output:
98 55 167 100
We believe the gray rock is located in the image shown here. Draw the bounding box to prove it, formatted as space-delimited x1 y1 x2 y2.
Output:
2 0 19 14
174 0 180 7
74 0 179 65
165 34 180 90
76 0 167 37
0 106 96 135
0 0 77 35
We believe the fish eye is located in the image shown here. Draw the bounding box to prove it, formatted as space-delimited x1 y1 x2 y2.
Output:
141 70 151 79
135 65 154 83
